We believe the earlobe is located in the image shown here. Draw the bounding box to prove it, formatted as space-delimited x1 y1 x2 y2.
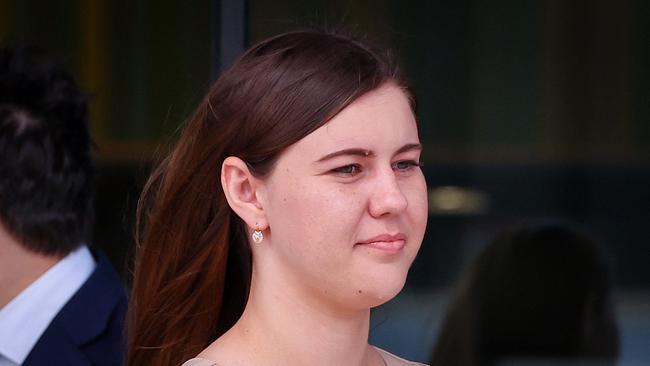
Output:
221 156 268 230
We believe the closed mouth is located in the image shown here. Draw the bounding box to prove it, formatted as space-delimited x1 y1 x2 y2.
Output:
356 233 406 253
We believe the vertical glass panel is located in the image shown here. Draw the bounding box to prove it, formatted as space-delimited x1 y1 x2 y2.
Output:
1 0 211 159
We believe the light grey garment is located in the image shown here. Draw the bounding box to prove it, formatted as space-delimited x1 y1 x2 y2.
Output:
181 347 429 366
181 358 218 366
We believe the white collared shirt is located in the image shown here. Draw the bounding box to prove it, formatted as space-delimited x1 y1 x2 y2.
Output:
0 245 96 365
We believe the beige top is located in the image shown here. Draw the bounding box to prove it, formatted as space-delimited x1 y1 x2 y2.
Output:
181 346 429 366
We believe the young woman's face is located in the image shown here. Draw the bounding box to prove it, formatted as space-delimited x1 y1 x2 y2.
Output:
258 83 428 311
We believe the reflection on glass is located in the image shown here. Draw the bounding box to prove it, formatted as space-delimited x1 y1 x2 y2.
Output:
430 224 619 366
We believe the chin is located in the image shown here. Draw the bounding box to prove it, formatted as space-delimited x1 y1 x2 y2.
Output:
357 272 409 309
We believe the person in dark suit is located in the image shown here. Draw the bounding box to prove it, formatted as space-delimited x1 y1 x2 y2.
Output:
0 46 127 366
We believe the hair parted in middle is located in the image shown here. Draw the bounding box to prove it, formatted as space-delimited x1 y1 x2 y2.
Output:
128 29 415 366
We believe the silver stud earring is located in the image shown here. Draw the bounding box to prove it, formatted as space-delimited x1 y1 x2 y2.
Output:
252 224 264 244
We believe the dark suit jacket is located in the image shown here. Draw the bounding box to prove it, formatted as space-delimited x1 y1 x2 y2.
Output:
23 250 128 366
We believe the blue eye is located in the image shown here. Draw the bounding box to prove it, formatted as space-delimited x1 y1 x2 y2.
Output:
332 164 361 175
392 160 422 171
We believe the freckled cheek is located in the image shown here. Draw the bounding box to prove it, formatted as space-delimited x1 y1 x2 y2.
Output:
271 191 358 271
404 182 429 227
272 182 326 227
273 185 364 242
322 187 368 228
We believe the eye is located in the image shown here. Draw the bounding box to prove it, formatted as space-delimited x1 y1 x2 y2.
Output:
331 164 362 176
392 160 422 172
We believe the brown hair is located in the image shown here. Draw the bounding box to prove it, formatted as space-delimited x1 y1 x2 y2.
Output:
127 30 411 366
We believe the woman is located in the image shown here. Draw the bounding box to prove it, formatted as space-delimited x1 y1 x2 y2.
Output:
128 30 429 366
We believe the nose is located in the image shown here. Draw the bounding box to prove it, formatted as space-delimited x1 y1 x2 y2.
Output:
368 170 408 218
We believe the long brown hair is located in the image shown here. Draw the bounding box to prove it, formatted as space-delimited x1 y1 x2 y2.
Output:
127 30 411 366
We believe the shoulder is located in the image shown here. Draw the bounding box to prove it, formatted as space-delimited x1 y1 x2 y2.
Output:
22 248 127 366
375 346 430 366
55 249 127 334
48 249 127 364
182 358 219 366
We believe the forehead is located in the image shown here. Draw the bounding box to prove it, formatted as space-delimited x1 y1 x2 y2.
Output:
285 84 418 159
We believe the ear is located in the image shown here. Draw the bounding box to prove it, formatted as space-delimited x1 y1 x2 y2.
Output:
221 156 268 231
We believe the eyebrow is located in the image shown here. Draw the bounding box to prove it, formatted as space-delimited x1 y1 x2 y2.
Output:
315 143 422 163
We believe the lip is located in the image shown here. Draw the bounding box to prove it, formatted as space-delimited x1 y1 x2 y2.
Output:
356 233 407 253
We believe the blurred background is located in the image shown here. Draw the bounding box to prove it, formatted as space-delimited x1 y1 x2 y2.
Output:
1 0 648 364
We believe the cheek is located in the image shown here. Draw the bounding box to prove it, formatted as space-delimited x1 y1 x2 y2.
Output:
266 179 314 237
405 177 429 227
266 178 365 247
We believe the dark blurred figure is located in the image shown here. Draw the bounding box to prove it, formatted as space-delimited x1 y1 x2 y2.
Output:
430 224 619 366
0 47 126 366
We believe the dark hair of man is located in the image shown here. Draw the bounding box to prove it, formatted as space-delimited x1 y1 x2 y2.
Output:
0 46 94 256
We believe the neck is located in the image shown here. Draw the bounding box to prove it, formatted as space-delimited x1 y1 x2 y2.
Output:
204 267 382 366
0 225 60 308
